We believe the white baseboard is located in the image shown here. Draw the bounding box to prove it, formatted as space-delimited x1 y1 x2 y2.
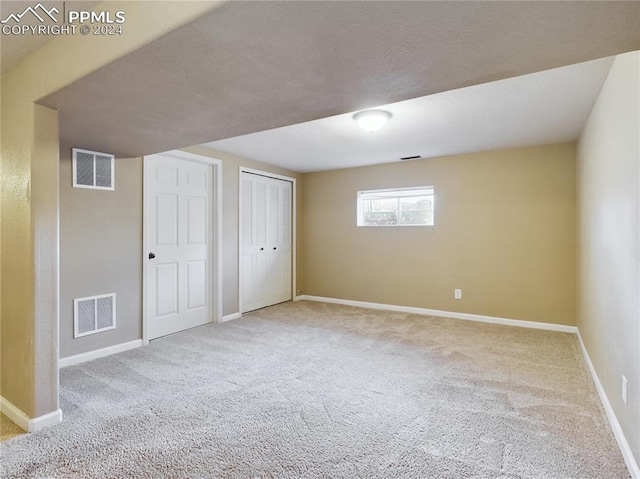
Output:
1 396 29 432
295 295 577 333
220 312 241 323
30 409 63 432
576 331 639 478
0 396 62 433
59 339 143 368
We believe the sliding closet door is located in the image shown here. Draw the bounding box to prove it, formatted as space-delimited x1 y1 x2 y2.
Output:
241 172 292 313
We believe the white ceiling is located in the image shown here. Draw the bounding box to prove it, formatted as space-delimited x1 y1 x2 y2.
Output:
204 57 614 173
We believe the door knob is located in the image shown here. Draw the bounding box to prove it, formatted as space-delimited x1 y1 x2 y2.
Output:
273 247 277 250
148 252 156 259
260 247 264 251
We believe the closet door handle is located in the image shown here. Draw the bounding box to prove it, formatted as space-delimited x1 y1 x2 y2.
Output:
259 247 264 251
273 247 277 250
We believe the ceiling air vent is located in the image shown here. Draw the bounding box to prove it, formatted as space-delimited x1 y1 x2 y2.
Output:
72 148 115 190
74 293 116 338
399 155 421 161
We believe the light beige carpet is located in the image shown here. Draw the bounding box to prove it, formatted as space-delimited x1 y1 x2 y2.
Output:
0 413 25 442
0 300 629 478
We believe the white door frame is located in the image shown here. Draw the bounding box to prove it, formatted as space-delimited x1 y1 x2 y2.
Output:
239 167 297 314
142 150 223 344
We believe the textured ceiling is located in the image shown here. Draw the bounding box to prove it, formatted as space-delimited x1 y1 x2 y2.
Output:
39 1 640 159
204 57 614 173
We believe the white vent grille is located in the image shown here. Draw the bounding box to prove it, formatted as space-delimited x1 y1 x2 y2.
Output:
72 148 115 190
74 294 116 338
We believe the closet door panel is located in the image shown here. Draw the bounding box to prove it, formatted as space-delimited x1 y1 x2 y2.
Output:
241 173 293 313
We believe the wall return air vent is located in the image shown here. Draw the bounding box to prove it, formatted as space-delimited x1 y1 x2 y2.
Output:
72 148 115 190
74 293 116 338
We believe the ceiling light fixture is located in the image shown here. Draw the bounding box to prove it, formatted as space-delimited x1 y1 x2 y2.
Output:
353 109 392 132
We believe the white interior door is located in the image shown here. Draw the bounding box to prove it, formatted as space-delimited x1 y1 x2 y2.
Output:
145 154 213 339
241 172 292 313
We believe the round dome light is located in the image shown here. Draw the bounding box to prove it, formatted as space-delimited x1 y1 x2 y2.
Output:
353 109 392 132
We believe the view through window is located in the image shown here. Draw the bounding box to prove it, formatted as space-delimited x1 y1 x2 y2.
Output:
357 186 434 226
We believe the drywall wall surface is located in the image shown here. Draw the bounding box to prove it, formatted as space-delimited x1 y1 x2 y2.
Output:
32 105 60 416
0 92 61 417
302 143 577 326
577 50 640 466
1 75 37 417
183 146 303 316
59 147 142 358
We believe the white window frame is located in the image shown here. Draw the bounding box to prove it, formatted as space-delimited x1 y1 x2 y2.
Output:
357 186 434 227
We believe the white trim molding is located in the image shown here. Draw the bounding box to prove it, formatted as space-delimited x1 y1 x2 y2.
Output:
59 339 143 368
295 295 577 333
220 312 242 323
0 396 62 432
577 331 640 478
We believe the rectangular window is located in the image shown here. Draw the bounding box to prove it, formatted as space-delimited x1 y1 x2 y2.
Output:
357 186 434 227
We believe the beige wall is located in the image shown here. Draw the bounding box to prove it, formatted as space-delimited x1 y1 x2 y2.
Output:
1 76 39 417
32 105 61 415
184 146 304 316
59 147 142 358
0 96 60 417
577 51 639 466
302 143 577 326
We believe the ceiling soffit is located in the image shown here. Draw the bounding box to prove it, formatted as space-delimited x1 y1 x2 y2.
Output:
39 1 640 158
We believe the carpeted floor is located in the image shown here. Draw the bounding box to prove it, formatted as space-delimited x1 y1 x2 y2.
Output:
0 413 25 442
0 300 629 478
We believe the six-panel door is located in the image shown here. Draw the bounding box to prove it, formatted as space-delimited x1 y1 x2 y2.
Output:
146 155 212 339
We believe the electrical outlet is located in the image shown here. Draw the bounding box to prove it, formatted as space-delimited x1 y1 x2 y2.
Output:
622 375 628 405
454 289 462 300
